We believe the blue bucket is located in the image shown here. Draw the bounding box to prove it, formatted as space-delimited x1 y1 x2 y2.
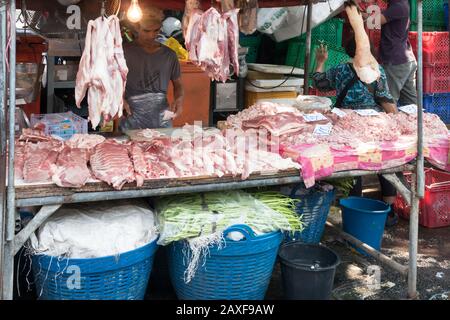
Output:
340 197 390 255
32 239 159 300
168 224 283 300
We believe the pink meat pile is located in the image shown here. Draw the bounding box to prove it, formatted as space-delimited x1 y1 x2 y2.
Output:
185 7 239 82
128 125 299 181
13 125 300 190
229 105 449 149
75 15 128 129
14 131 106 188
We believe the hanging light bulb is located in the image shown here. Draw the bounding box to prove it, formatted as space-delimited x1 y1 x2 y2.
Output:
127 0 143 23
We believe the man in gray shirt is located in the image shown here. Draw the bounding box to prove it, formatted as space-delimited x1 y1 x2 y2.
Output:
375 0 417 106
121 6 184 130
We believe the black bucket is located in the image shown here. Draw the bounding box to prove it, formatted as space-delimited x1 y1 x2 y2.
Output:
278 242 340 300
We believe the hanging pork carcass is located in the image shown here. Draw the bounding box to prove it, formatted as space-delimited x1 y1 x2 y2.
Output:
75 15 128 129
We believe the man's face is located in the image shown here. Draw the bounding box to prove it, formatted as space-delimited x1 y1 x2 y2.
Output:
137 21 161 44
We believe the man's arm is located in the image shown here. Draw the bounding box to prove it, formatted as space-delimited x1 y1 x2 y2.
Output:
171 78 184 118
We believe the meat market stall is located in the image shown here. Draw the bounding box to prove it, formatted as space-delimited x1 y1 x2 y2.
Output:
0 0 437 300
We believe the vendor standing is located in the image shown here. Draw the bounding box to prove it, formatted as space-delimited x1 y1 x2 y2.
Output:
121 6 184 130
374 0 417 106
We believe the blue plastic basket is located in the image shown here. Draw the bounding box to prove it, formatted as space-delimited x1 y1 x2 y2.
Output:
287 184 336 244
423 93 450 124
167 224 283 300
32 239 159 300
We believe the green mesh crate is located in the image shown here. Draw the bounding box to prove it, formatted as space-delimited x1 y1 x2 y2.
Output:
299 18 345 48
286 41 349 72
239 33 262 63
285 18 344 68
410 22 447 31
410 0 447 27
310 45 351 72
285 39 307 68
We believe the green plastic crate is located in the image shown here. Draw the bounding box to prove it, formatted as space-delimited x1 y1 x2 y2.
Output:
285 39 307 68
285 18 344 68
239 33 262 63
299 18 345 48
286 41 349 71
410 0 447 27
310 45 351 73
410 22 447 31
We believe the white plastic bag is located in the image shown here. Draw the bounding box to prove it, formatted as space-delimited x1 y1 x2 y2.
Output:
259 0 346 42
257 7 289 34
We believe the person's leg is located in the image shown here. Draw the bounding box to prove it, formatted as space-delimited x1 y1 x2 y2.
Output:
383 64 405 105
398 61 418 106
378 175 399 227
349 177 363 197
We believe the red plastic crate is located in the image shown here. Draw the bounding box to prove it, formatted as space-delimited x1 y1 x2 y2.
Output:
358 0 388 11
394 168 450 228
368 30 381 49
309 88 337 104
423 63 450 94
408 32 450 64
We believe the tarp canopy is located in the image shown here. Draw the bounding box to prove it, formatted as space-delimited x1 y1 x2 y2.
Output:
18 0 323 11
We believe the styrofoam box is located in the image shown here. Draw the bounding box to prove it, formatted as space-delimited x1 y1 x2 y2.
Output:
250 78 304 88
245 84 300 93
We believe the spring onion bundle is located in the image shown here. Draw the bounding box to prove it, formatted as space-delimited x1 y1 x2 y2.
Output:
155 190 304 283
156 190 304 246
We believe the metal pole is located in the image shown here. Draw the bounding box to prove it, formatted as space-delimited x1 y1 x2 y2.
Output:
416 0 424 199
325 221 408 275
408 172 419 299
0 2 8 299
15 166 414 207
13 205 62 255
4 0 16 300
407 0 423 300
303 0 313 95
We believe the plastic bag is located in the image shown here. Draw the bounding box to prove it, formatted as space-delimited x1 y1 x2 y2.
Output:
257 7 289 34
164 37 188 61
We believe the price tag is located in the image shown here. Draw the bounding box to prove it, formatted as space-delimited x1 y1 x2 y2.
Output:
302 112 328 122
313 124 333 136
399 104 418 114
355 109 380 116
332 108 347 118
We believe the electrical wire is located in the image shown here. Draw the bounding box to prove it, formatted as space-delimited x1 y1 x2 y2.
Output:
245 7 307 90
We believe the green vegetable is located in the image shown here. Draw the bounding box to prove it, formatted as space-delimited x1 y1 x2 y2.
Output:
155 190 304 245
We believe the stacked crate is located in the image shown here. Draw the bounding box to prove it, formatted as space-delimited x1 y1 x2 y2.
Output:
409 0 448 31
285 18 347 101
409 31 450 124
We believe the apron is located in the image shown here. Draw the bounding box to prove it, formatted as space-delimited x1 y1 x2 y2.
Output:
120 92 172 131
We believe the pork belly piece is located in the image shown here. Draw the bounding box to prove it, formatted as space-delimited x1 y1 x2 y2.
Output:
90 140 136 190
23 142 61 183
52 147 91 188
